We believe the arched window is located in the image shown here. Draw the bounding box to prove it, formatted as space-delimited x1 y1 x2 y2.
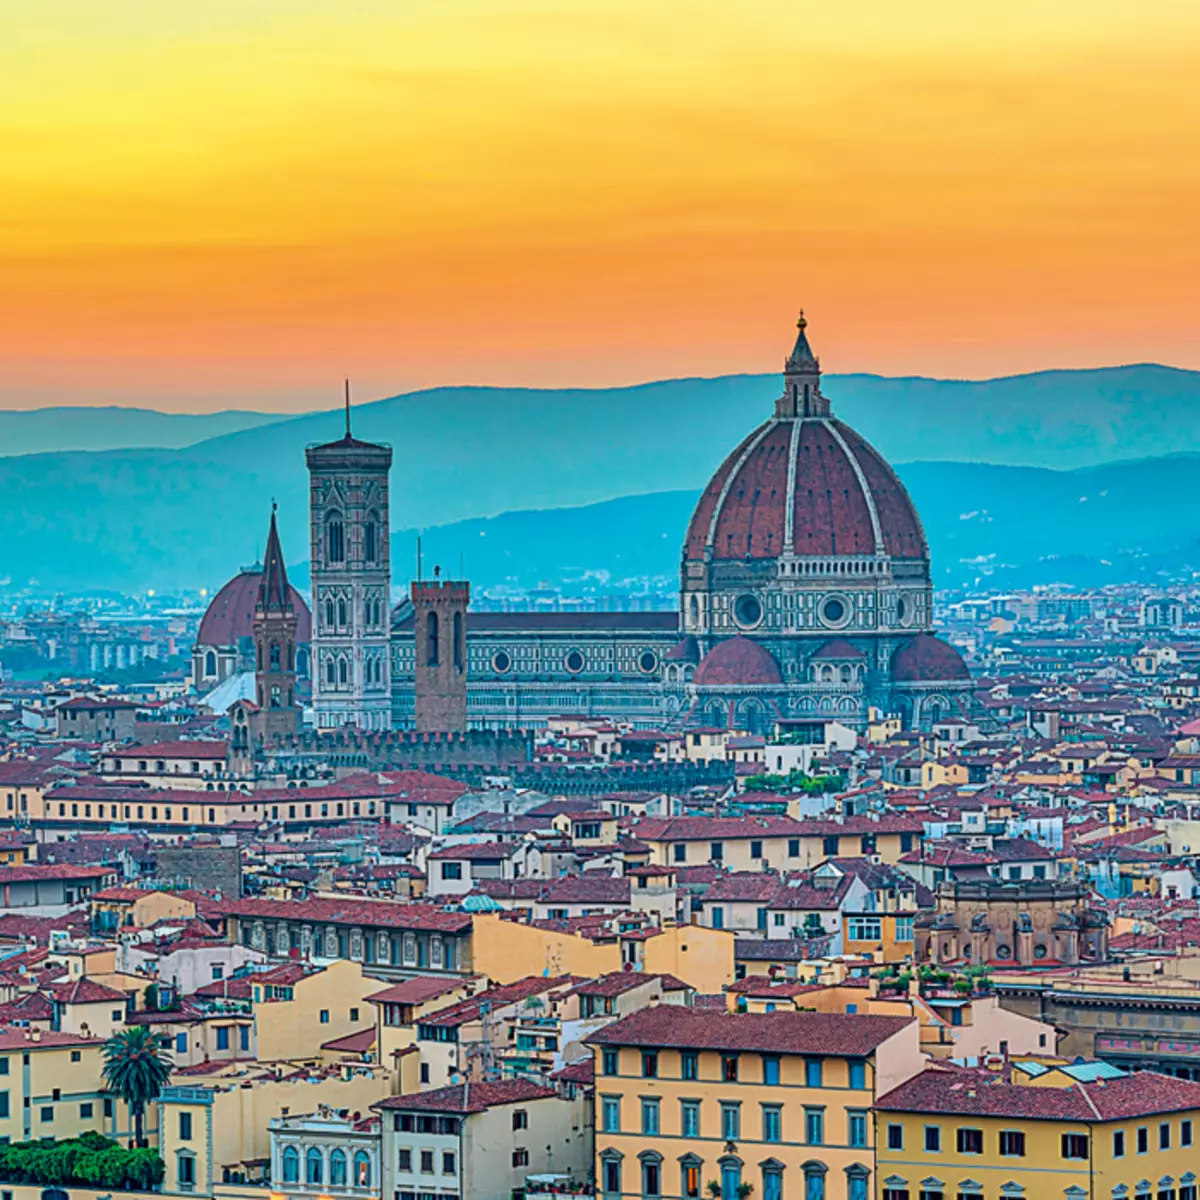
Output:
269 643 281 670
305 1147 323 1185
840 664 852 684
688 595 700 626
640 1152 663 1198
204 650 216 676
364 512 378 562
426 611 440 666
338 657 348 685
326 657 336 685
600 1151 623 1197
329 1149 347 1187
803 1161 828 1200
325 598 335 629
327 512 344 563
720 1157 743 1200
845 1164 870 1200
762 1160 785 1200
282 1146 299 1184
353 1151 371 1187
453 611 464 671
337 598 347 627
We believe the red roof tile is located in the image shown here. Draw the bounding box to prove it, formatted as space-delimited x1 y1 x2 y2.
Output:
585 1007 912 1055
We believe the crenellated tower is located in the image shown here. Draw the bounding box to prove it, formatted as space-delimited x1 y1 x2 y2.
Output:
411 572 469 734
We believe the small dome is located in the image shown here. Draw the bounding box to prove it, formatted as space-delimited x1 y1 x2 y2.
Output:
891 633 970 683
197 569 312 647
811 638 865 661
665 635 700 664
693 637 783 687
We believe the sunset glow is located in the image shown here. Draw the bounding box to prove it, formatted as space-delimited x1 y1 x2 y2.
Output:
3 0 1200 410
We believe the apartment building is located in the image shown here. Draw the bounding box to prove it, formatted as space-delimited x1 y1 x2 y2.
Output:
875 1065 1200 1200
586 1007 922 1200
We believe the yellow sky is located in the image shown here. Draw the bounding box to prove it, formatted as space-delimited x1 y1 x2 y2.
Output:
2 0 1199 411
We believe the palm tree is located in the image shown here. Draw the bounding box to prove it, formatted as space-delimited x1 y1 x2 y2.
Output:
102 1026 173 1147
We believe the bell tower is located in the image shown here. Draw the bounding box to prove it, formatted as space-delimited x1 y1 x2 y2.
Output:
252 504 299 744
411 571 469 734
306 386 393 730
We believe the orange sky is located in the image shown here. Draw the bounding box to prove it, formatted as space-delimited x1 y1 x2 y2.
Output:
2 0 1199 412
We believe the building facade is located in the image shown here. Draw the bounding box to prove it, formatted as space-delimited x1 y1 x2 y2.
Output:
586 1006 922 1200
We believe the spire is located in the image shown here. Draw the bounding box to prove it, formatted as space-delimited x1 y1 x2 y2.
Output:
257 503 291 613
787 310 819 371
344 378 352 439
776 309 829 418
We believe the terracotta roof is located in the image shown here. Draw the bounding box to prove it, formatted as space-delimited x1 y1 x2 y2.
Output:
49 978 128 1004
683 402 927 563
196 567 311 647
365 977 468 1007
876 1067 1200 1122
320 1027 376 1054
212 897 471 933
419 977 577 1029
811 638 866 660
890 634 972 683
693 637 783 688
585 1007 913 1055
111 741 228 760
0 864 113 884
375 1079 554 1113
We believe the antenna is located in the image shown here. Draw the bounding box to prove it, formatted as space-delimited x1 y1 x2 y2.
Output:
344 379 352 438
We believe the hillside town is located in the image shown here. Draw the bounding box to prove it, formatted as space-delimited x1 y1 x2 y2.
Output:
3 327 1200 1200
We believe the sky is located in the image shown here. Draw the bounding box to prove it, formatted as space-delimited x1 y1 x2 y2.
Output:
2 0 1199 413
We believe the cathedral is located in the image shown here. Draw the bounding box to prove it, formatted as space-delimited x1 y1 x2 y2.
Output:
195 316 975 734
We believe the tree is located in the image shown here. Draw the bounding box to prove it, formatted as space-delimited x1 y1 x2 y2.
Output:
102 1026 173 1147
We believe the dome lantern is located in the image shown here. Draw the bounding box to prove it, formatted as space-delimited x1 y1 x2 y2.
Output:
776 309 829 418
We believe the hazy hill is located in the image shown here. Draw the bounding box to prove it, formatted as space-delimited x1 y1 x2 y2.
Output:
0 407 285 456
300 453 1200 596
3 363 1200 590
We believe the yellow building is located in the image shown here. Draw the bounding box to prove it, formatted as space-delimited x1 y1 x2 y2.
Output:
631 815 923 872
0 1027 147 1143
470 911 735 994
157 1063 389 1194
251 959 376 1064
91 886 199 934
875 1064 1200 1200
587 1006 921 1200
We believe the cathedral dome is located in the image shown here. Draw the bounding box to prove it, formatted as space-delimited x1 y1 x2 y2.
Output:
693 636 783 687
197 568 312 647
683 315 926 566
890 633 970 683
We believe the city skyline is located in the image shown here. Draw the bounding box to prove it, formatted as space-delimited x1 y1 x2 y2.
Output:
3 1 1200 412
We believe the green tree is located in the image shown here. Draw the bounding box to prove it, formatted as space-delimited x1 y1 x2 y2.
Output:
102 1026 173 1147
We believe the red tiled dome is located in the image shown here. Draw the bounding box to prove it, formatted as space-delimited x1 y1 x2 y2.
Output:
197 569 312 646
693 637 783 687
890 634 970 683
684 417 927 563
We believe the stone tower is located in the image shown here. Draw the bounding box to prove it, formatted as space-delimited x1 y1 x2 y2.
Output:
305 390 393 731
252 504 299 743
411 574 469 733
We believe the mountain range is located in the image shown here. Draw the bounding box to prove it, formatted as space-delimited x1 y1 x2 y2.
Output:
2 363 1199 592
